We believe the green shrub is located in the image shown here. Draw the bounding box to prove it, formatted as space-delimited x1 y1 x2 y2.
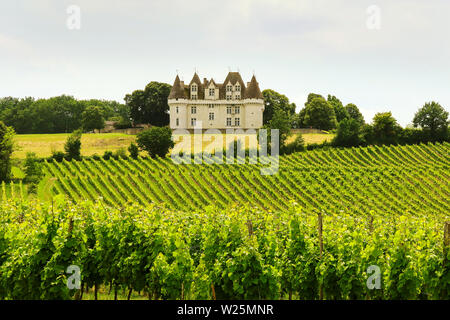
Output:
51 151 66 162
332 118 361 148
27 182 38 194
24 152 43 183
136 126 174 158
128 143 139 159
103 151 113 160
113 148 127 160
0 121 15 181
64 129 82 160
113 116 132 129
282 134 305 155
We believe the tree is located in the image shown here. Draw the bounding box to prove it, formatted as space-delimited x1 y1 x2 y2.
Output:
372 112 402 145
64 129 82 160
82 105 105 132
328 95 349 123
264 109 292 148
125 82 171 126
136 126 174 158
305 93 324 106
413 102 449 142
296 107 307 128
0 96 127 134
282 133 305 154
399 127 423 145
24 152 43 184
303 97 337 131
0 121 15 181
262 89 296 125
360 124 375 146
345 104 365 126
128 143 139 159
290 113 302 129
332 118 361 147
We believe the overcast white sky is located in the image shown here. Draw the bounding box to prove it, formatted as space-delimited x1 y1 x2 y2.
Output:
1 0 449 126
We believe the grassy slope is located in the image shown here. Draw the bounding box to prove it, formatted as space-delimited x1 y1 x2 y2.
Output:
13 132 334 159
13 133 136 159
286 133 335 145
31 142 450 216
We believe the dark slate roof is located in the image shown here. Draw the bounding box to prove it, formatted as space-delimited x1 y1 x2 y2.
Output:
169 72 262 100
168 75 187 99
219 72 247 99
244 75 263 99
206 78 217 87
189 73 204 99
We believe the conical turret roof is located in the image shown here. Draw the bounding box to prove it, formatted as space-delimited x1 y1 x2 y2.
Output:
168 75 187 99
244 75 263 99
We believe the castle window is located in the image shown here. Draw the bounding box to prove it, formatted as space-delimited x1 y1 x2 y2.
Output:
235 84 240 92
209 104 214 108
227 106 232 114
226 94 232 100
209 112 214 121
234 106 240 114
191 106 197 114
235 94 241 100
226 85 232 92
209 88 215 96
226 118 232 126
176 107 179 114
191 118 196 126
191 85 197 92
176 118 179 126
191 94 197 100
235 118 240 126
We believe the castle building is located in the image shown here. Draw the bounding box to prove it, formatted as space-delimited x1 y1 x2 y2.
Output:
168 71 264 130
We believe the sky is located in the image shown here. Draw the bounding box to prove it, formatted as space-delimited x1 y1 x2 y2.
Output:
1 0 449 126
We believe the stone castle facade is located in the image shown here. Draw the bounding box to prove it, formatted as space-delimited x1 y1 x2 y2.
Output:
168 71 264 130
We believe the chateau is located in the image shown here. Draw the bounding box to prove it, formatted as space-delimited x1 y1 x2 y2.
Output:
168 71 264 130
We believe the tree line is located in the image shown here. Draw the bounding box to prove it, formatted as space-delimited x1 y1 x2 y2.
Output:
262 91 449 150
0 82 171 134
1 82 448 149
0 95 130 134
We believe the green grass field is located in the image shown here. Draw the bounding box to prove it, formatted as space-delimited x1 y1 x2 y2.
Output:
12 132 334 159
286 133 334 145
12 133 136 159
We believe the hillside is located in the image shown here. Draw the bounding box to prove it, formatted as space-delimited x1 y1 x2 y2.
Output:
5 142 448 216
1 142 449 300
11 132 334 159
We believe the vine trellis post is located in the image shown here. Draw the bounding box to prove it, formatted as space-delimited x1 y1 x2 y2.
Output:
318 211 324 300
444 222 450 257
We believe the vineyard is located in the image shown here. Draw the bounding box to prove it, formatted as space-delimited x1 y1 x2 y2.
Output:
0 142 449 300
0 200 448 299
5 141 448 216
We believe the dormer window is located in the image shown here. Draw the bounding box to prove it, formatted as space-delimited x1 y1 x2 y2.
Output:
191 94 197 100
209 88 215 96
235 85 240 92
226 85 232 92
191 85 197 92
235 94 241 100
